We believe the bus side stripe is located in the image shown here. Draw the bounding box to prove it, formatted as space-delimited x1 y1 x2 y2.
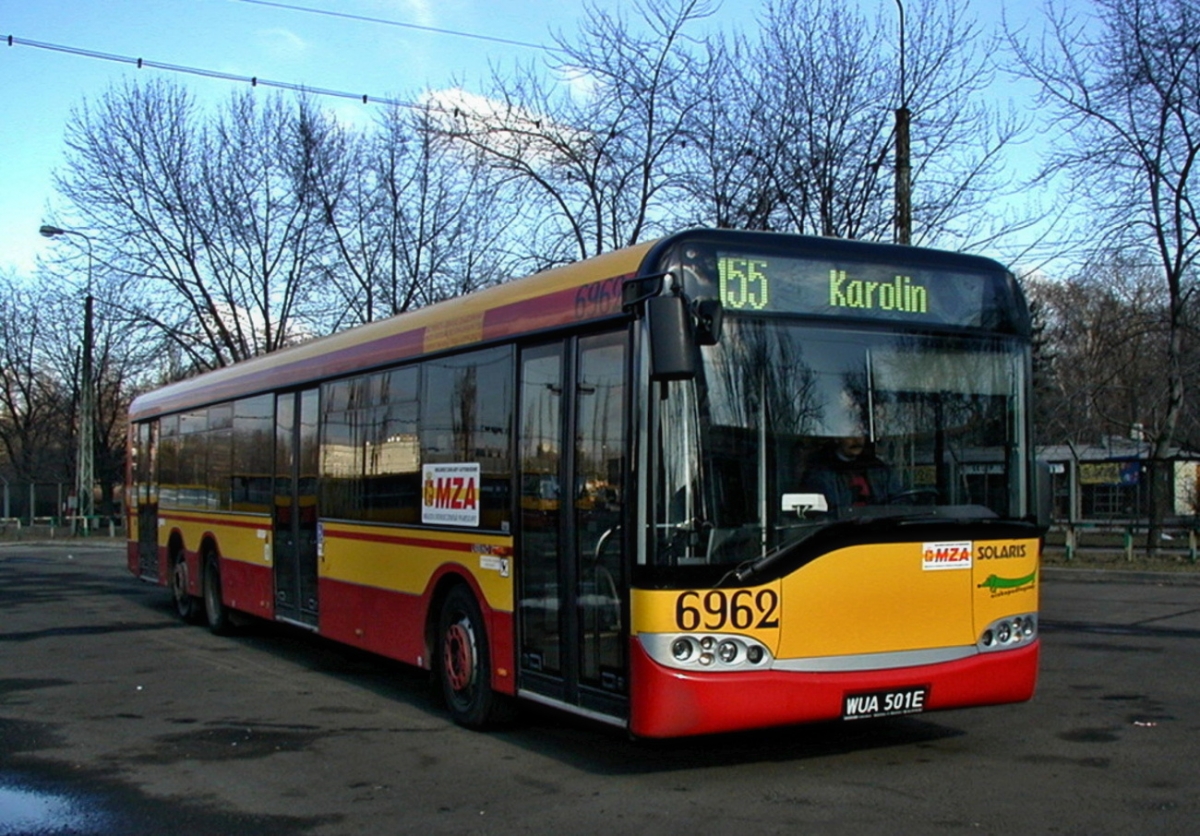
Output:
326 527 512 556
159 512 269 531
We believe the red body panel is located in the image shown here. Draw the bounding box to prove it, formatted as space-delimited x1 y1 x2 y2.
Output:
315 576 517 696
628 637 1040 738
220 559 275 619
318 578 428 664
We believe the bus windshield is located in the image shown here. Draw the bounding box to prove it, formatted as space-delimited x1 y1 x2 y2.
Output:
652 318 1030 566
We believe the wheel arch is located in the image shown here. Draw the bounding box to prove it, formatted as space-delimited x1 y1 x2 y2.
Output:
424 568 478 672
422 564 516 701
198 532 221 565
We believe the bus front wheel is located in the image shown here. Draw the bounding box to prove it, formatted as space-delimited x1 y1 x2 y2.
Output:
436 584 509 728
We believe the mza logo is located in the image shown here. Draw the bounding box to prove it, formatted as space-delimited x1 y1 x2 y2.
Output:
422 462 481 527
922 541 973 571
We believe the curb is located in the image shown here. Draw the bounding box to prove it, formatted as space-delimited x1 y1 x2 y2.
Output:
0 538 125 549
1042 566 1200 586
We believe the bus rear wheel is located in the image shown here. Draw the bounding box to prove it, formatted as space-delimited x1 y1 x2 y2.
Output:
202 553 232 635
437 584 510 728
171 555 200 623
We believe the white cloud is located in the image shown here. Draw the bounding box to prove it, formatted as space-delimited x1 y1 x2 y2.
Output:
421 87 523 124
420 87 593 168
557 65 601 103
376 0 436 28
257 28 308 61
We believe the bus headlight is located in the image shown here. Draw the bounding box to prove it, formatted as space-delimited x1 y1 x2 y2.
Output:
977 613 1037 653
639 633 775 672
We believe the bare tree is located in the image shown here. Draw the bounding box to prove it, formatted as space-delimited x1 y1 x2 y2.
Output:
197 92 327 358
1027 259 1169 446
308 102 517 328
442 0 716 263
55 80 331 371
0 273 72 487
682 0 1025 247
1010 0 1200 539
13 243 166 515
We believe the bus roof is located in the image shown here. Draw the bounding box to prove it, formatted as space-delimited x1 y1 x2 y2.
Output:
129 240 657 421
128 229 1023 421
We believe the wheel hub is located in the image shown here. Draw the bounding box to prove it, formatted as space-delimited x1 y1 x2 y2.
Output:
443 621 475 692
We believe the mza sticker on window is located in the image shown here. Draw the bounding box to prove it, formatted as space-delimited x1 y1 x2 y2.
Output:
422 463 481 526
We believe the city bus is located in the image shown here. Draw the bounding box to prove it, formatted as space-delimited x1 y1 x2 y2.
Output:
126 229 1043 738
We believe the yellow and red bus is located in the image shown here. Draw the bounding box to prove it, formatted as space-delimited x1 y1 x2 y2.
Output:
127 229 1042 737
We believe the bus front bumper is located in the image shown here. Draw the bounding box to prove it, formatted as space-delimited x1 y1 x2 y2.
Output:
627 636 1039 738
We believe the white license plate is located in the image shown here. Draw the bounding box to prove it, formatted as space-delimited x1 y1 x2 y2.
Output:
842 686 928 720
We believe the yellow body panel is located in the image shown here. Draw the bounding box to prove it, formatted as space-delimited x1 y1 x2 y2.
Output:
159 511 272 565
778 542 975 658
631 537 1040 662
319 522 515 612
972 538 1041 632
631 583 784 653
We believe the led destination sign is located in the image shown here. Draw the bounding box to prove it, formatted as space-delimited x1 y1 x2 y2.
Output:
828 270 927 314
713 252 1001 329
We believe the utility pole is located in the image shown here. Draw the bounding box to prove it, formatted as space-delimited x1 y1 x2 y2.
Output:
894 0 912 245
39 224 95 532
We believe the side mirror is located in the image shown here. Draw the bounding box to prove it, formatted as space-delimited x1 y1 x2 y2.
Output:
622 273 667 310
647 296 696 380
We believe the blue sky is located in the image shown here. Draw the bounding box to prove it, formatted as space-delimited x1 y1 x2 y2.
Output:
1 0 1048 278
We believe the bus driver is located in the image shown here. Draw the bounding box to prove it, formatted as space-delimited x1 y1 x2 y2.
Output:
800 434 900 515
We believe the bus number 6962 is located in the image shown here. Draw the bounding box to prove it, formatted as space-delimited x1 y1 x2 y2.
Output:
675 589 780 632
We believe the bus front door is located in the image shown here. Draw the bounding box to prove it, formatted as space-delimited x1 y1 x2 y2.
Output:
273 389 320 627
517 332 628 720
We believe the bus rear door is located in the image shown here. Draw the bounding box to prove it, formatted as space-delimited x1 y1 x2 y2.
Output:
274 389 320 627
517 331 629 722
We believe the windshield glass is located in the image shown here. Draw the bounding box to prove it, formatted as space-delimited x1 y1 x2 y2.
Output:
651 318 1030 566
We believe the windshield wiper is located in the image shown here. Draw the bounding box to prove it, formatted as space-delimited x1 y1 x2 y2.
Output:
723 524 825 586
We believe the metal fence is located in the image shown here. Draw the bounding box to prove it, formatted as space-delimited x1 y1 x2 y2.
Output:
0 481 124 535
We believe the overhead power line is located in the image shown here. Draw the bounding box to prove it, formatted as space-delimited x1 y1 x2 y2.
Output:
233 0 552 51
4 34 420 108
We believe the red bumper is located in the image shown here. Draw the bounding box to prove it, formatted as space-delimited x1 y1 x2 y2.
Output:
628 637 1039 738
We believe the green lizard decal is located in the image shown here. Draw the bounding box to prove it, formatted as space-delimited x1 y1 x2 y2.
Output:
977 570 1037 591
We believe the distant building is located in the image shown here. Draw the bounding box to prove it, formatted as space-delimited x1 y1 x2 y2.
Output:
1038 439 1200 523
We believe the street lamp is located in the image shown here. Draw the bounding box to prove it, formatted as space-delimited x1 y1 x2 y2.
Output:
894 0 912 245
39 224 95 532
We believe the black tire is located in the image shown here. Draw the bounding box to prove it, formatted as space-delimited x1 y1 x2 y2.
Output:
171 554 201 623
202 552 232 635
436 584 510 728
